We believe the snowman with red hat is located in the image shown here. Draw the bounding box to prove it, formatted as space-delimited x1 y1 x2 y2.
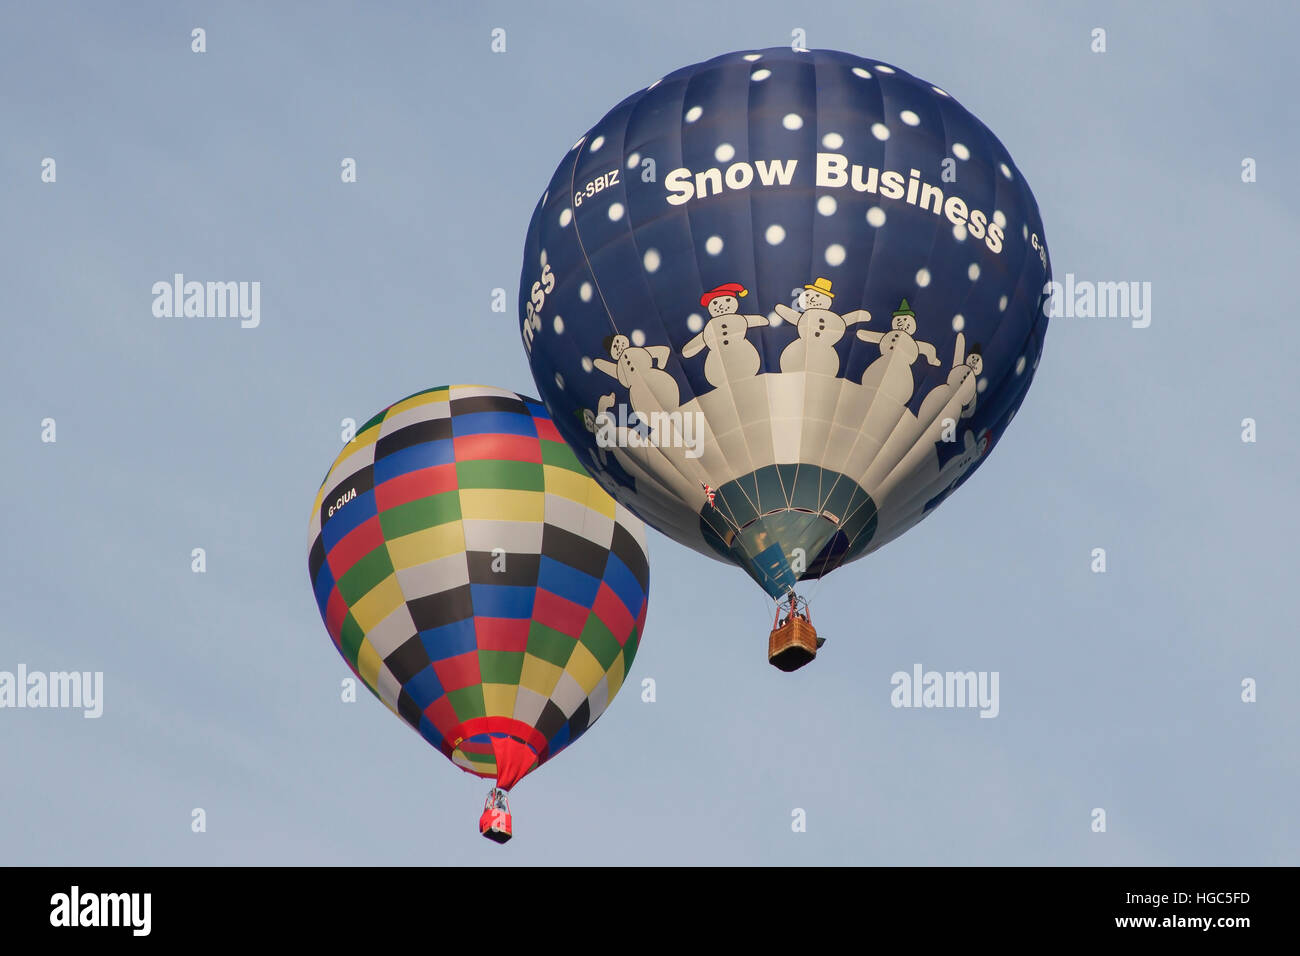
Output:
773 277 871 376
682 282 769 389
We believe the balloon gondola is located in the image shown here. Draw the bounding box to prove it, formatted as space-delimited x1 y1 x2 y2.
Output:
479 788 513 844
768 592 821 672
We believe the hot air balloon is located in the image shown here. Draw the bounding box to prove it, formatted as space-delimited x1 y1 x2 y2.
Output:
307 385 650 841
519 48 1050 670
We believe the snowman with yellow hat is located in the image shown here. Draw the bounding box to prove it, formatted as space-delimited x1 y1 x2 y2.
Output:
774 277 872 376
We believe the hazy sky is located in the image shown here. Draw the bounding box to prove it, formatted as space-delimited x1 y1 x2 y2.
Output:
3 0 1296 865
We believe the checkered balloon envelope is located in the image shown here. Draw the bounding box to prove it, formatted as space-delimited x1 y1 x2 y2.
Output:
308 385 650 798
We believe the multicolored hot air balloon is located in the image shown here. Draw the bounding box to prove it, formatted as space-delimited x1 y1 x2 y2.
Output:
520 48 1051 669
307 385 650 841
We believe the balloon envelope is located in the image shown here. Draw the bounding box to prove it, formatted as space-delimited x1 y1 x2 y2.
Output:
520 48 1051 597
308 385 650 789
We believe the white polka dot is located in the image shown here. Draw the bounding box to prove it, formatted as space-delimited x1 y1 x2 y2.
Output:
822 132 844 149
540 250 547 267
643 249 661 272
572 137 586 150
580 282 593 302
1000 162 1013 179
900 110 920 126
1022 224 1029 240
705 235 724 255
1033 354 1040 370
743 53 762 62
589 135 605 152
553 315 564 334
977 378 988 393
998 295 1008 312
631 330 646 347
783 113 804 130
875 64 896 74
825 244 846 266
852 67 873 79
932 86 949 97
687 313 704 333
685 106 703 122
751 69 771 82
542 190 548 205
555 372 565 389
817 195 837 216
1015 356 1026 375
581 356 593 372
715 143 735 162
993 210 1007 228
952 314 965 331
608 203 625 221
916 268 931 287
765 224 786 245
648 78 661 90
626 152 640 170
953 223 968 241
968 263 980 281
768 312 782 326
952 142 970 161
871 123 890 140
559 208 572 227
866 207 886 227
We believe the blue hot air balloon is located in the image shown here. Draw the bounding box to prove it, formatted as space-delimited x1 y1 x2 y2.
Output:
519 48 1051 669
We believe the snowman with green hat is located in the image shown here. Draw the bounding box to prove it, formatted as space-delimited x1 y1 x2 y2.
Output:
857 297 941 403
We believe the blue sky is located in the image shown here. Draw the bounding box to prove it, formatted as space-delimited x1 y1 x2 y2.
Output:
2 0 1296 865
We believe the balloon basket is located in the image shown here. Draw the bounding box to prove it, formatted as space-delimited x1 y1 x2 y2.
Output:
479 789 513 844
479 809 512 843
768 594 820 672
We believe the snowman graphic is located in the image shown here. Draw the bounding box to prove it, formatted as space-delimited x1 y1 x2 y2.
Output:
592 332 681 417
682 282 769 388
857 298 941 402
773 277 871 376
576 392 708 512
924 428 992 512
917 330 983 441
576 393 619 470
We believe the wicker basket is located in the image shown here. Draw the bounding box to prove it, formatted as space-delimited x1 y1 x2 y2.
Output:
768 615 819 672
